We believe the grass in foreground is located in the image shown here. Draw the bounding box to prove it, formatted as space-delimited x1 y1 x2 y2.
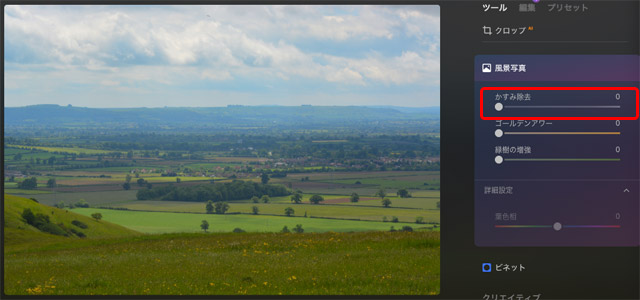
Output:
4 231 439 295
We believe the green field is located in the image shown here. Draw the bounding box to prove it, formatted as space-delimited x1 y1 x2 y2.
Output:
110 199 439 223
7 145 119 155
70 208 429 234
5 151 67 161
4 231 439 295
20 190 139 207
3 188 53 195
5 140 440 296
4 194 439 295
408 190 441 198
6 174 221 186
335 197 439 210
4 148 32 155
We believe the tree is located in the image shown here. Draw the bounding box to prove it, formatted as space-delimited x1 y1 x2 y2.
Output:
375 189 387 199
21 208 35 225
146 183 153 189
290 192 303 204
251 196 260 203
127 150 134 159
125 174 132 183
401 225 414 232
91 213 103 221
214 202 230 214
201 220 209 232
74 199 89 208
292 224 304 233
284 207 295 217
206 200 214 214
281 225 290 233
397 188 411 198
261 173 270 184
56 201 65 209
72 220 88 229
136 180 291 202
382 198 392 208
350 192 360 203
176 177 181 183
415 216 425 224
309 194 324 204
137 178 146 186
436 201 441 209
261 195 270 203
46 178 57 188
17 177 37 190
252 205 259 215
33 213 51 228
122 182 131 190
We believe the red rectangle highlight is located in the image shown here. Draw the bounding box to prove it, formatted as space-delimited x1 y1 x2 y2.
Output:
480 87 640 120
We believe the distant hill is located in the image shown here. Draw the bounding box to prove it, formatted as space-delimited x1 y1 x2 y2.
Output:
4 105 440 130
366 106 440 114
4 194 140 252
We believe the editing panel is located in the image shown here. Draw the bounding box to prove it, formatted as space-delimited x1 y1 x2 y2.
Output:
474 55 639 247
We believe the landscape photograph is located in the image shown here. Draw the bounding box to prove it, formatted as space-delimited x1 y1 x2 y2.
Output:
3 5 441 295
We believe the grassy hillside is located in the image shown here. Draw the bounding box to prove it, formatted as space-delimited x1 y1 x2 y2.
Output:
4 196 440 296
4 231 439 295
4 194 140 252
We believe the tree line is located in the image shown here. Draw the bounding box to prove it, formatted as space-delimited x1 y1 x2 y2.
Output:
136 180 291 202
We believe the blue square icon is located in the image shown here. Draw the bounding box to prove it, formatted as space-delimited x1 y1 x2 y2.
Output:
482 263 492 272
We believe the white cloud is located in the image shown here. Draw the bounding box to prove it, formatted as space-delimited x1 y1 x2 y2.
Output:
100 79 120 86
4 5 440 107
322 50 439 85
326 67 365 85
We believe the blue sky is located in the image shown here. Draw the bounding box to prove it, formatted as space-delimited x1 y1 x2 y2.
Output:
4 5 440 108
